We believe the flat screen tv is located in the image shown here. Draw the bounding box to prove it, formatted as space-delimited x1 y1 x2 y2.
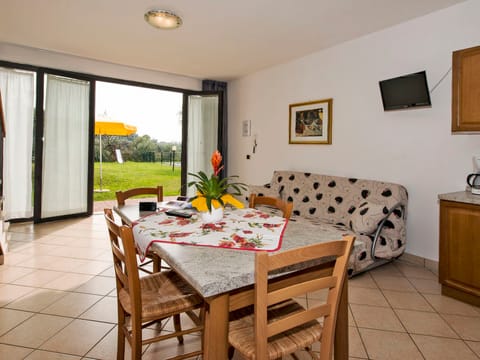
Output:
379 71 431 111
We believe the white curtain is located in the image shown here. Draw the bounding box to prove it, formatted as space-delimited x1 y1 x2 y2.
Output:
186 95 218 197
41 75 89 218
0 68 35 220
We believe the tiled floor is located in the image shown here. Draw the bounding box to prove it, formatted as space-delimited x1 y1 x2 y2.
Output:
1 213 480 359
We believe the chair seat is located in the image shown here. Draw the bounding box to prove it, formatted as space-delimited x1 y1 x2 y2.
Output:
229 299 323 359
118 270 203 322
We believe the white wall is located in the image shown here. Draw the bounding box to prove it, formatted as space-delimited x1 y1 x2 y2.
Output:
228 0 480 262
0 42 202 90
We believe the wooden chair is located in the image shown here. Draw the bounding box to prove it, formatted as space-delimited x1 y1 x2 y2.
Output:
115 186 164 206
104 208 204 360
228 235 355 360
115 186 163 273
249 193 293 219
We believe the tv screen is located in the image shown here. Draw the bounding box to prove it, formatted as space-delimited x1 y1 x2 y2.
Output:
379 71 431 111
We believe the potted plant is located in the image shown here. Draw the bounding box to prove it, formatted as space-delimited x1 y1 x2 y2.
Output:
188 150 247 222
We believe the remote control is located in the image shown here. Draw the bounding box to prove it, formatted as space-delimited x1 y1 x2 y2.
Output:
165 209 192 218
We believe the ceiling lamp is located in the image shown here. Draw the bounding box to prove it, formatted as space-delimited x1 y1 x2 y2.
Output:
144 9 182 29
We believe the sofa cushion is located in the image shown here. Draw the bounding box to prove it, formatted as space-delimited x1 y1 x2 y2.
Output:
349 201 387 234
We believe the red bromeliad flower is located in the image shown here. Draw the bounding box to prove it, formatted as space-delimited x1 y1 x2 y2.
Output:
211 150 224 176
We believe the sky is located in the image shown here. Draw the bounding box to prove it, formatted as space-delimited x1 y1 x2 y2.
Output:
95 81 183 142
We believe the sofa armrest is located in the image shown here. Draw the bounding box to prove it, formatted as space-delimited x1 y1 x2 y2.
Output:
371 202 406 259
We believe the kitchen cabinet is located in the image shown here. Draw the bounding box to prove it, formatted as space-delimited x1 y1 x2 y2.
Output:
438 193 480 306
452 45 480 132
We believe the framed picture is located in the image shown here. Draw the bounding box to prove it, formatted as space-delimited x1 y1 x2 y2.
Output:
289 98 332 144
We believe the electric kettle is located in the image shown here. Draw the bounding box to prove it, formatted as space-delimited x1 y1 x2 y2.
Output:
466 173 480 195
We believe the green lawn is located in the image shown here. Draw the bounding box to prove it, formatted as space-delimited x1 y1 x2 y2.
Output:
94 161 181 201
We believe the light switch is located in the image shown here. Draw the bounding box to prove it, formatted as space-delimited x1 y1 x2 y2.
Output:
242 120 251 137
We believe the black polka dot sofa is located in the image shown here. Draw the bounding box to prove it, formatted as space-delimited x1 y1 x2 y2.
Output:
246 170 408 276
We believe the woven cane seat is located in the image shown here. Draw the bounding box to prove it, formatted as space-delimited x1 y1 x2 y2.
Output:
229 299 323 359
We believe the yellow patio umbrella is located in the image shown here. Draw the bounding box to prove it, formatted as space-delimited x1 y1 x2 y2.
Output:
95 121 137 192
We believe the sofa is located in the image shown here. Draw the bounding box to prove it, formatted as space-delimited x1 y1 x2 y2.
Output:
246 170 408 276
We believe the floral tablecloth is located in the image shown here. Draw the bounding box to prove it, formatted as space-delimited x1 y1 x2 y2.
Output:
132 208 288 260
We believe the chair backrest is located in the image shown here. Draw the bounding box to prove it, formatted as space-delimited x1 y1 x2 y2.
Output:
254 235 355 359
104 209 142 322
116 186 164 206
249 193 293 219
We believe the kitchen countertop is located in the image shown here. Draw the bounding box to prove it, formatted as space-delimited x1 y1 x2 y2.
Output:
438 190 480 206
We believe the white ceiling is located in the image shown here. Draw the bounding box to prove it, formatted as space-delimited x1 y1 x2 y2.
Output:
0 0 466 80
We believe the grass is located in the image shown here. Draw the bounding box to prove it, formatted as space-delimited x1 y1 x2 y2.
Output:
93 161 181 201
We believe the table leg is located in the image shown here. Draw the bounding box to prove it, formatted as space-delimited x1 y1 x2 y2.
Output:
334 276 349 360
203 293 230 360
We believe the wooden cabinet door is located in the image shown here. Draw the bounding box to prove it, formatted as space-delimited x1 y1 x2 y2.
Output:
439 200 480 305
452 45 480 132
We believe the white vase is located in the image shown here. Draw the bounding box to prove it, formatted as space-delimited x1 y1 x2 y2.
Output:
200 206 224 223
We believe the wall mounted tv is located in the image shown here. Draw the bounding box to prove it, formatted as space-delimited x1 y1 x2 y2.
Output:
379 71 432 111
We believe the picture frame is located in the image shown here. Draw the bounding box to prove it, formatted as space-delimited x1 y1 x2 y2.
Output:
289 98 332 144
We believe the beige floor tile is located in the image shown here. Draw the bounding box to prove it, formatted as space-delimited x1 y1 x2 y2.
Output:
40 319 114 356
383 290 434 312
466 341 480 357
43 273 94 291
73 275 116 295
348 305 356 326
371 275 417 292
5 288 68 312
72 260 112 275
24 350 82 359
99 266 116 277
395 309 458 338
359 328 423 360
307 288 328 300
48 246 106 260
13 243 62 256
85 325 148 360
349 326 367 358
18 255 73 270
350 304 405 332
94 250 114 262
369 262 404 277
79 296 118 323
12 269 65 287
0 284 36 306
349 287 389 307
423 294 480 316
412 334 478 360
41 292 103 317
394 262 437 280
84 326 118 360
0 343 33 359
408 277 442 294
0 265 35 283
0 313 72 348
442 314 480 341
349 272 378 289
3 251 32 266
0 308 34 336
36 235 78 246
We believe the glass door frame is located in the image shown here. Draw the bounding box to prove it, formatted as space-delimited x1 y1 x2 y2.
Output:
33 69 95 222
181 90 224 196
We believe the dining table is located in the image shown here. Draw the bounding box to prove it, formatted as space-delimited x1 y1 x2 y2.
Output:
114 203 356 360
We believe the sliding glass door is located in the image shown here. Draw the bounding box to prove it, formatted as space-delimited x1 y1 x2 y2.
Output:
36 74 92 220
183 92 222 197
0 67 35 220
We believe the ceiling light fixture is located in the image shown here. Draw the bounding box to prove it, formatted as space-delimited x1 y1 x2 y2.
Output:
144 9 182 30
